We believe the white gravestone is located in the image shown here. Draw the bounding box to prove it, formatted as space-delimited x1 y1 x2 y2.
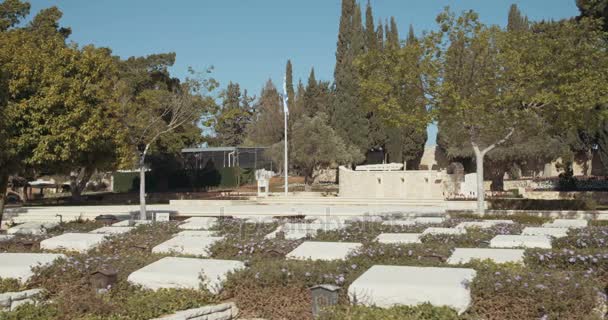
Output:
489 235 552 249
40 233 107 253
375 233 422 244
255 169 274 197
176 230 218 237
455 220 514 229
0 253 65 282
155 212 171 222
414 217 445 224
348 265 477 314
382 220 416 227
542 219 588 229
7 222 59 235
179 217 218 230
286 242 362 261
152 236 224 256
127 257 245 294
422 227 466 236
447 248 525 264
89 227 134 235
521 227 569 238
461 173 478 197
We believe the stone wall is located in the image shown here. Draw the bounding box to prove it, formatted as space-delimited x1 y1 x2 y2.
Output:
338 166 446 199
151 302 238 320
522 191 608 204
0 289 42 312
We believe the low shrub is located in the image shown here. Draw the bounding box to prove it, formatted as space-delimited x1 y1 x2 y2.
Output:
449 212 552 225
552 227 608 249
321 303 461 320
488 198 591 210
420 225 521 248
0 277 24 293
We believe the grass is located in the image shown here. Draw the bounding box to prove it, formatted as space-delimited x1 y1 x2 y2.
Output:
0 219 607 319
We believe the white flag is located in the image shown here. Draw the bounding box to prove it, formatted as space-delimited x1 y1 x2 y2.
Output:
282 76 289 115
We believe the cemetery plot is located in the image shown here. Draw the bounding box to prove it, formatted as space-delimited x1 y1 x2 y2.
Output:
151 236 225 256
543 219 588 229
375 233 422 244
39 233 107 253
0 253 65 282
490 234 552 249
447 248 525 264
521 227 569 238
285 241 362 261
7 222 59 236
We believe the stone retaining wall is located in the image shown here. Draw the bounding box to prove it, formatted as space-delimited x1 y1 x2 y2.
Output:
0 289 43 311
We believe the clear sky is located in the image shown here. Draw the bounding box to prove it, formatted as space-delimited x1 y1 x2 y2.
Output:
29 0 580 145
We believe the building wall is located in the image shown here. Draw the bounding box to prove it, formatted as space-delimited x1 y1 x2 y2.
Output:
338 166 446 199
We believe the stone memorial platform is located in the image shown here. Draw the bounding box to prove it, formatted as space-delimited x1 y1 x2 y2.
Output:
152 236 224 256
348 265 476 314
40 233 107 253
0 253 65 282
127 257 245 294
375 233 422 244
455 220 514 229
286 241 362 261
489 235 552 249
176 230 218 237
521 227 569 238
447 248 525 264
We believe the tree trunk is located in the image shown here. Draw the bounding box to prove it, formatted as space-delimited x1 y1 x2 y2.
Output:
473 146 486 215
70 167 94 202
139 156 147 220
0 173 8 229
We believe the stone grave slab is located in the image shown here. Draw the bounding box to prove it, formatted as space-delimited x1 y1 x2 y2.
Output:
244 216 277 224
179 217 219 230
265 223 320 240
348 265 476 314
112 220 152 227
89 227 134 235
40 233 107 253
286 241 362 261
0 253 65 282
127 257 245 294
382 220 416 227
7 222 58 235
489 235 551 249
0 235 14 242
152 236 224 256
414 217 445 224
422 228 466 236
543 219 588 229
176 230 218 237
375 233 422 244
455 220 514 229
521 227 569 238
447 248 525 264
344 216 383 224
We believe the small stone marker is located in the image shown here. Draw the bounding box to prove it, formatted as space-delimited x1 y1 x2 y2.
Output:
286 242 362 261
152 236 224 256
375 233 422 244
0 253 65 282
178 217 218 230
0 289 43 311
543 219 588 229
422 227 466 236
348 265 476 314
310 285 340 318
447 248 525 264
94 215 118 226
414 217 445 224
490 235 552 249
90 267 118 292
155 212 171 222
89 227 134 235
127 257 245 294
521 227 569 238
40 233 107 253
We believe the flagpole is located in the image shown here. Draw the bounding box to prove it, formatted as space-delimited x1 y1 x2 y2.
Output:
282 77 289 196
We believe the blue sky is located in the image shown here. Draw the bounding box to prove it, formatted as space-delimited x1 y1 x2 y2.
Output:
29 0 579 145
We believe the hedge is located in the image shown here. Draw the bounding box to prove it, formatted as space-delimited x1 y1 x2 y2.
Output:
488 198 591 211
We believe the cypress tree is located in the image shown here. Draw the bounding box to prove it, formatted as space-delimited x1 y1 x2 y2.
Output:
407 24 415 45
303 68 318 117
285 59 295 110
389 16 399 48
364 0 376 51
376 19 384 50
332 0 368 160
507 4 529 31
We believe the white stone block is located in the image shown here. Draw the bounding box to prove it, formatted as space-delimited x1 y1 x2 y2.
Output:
152 236 224 257
344 216 383 223
447 248 525 264
490 235 552 249
89 227 134 235
127 257 245 294
414 217 445 224
375 233 422 244
0 253 65 282
150 302 238 320
521 227 569 238
382 220 416 227
543 219 588 229
40 233 107 253
244 216 276 224
286 242 362 261
176 230 218 237
7 222 58 235
179 217 218 230
422 228 466 236
112 220 152 227
348 265 476 314
265 223 322 240
155 212 171 222
455 220 514 229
